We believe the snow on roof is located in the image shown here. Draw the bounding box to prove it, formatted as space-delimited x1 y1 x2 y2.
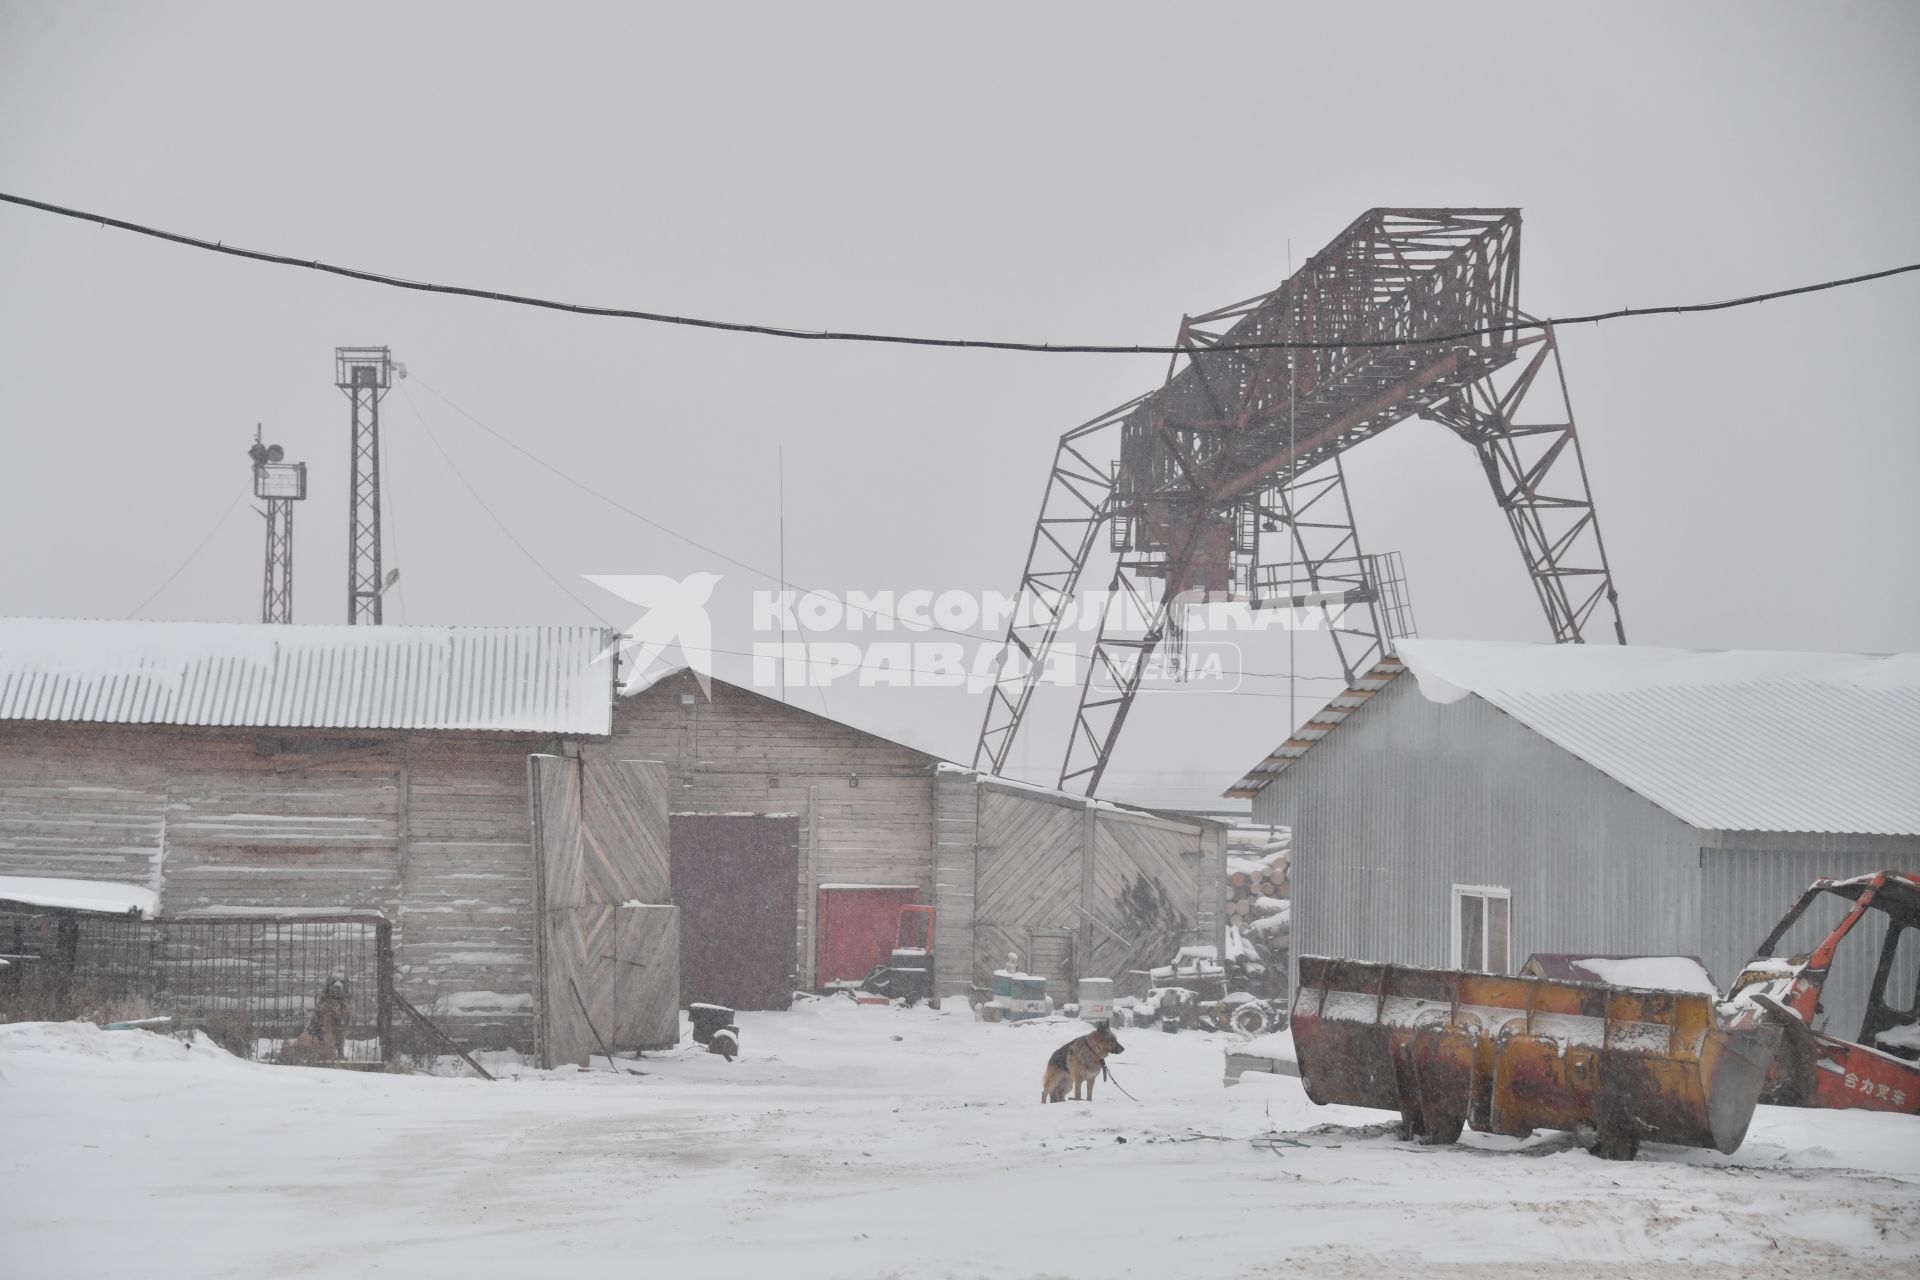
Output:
0 617 613 735
1397 639 1920 836
0 876 157 918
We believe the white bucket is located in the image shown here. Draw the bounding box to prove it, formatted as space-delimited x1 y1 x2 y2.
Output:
1079 977 1114 1023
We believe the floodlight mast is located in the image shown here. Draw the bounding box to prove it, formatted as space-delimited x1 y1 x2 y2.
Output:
249 425 307 624
973 209 1627 796
335 347 392 625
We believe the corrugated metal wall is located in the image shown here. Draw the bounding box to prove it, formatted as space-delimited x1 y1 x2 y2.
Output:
1255 675 1706 985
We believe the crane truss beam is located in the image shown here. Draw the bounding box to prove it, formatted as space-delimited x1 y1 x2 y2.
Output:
971 397 1142 775
975 210 1628 796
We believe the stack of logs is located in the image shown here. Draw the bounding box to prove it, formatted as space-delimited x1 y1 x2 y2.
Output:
1225 828 1290 998
1226 829 1290 930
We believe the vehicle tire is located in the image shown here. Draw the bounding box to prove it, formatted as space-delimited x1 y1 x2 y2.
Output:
1231 1002 1272 1037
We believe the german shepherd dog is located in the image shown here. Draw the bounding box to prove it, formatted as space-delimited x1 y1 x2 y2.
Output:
1041 1021 1124 1102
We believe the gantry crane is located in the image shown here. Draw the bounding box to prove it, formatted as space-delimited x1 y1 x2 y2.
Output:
974 209 1625 795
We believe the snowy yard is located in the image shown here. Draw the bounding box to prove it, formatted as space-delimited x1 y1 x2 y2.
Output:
5 1001 1918 1280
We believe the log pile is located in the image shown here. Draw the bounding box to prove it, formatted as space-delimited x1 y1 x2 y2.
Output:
1225 829 1290 928
1223 827 1290 998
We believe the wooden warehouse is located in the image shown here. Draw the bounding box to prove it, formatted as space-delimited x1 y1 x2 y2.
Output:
599 668 1228 1009
0 617 675 1066
0 619 1226 1058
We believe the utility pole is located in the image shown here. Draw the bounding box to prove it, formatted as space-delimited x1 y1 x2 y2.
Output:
249 426 306 624
335 347 392 624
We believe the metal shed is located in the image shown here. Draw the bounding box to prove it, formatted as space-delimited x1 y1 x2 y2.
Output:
1226 639 1920 1010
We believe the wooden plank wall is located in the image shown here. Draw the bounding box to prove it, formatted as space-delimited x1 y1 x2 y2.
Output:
527 753 679 1066
1088 809 1205 983
0 728 167 888
0 722 549 1051
931 769 979 999
957 774 1226 1000
973 783 1086 1000
399 739 541 1050
164 758 402 914
582 757 672 903
602 675 939 987
528 753 583 1067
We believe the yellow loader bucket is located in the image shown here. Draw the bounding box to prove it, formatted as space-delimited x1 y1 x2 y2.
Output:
1290 956 1782 1159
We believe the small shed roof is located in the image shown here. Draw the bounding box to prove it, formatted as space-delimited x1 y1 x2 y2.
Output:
0 617 614 735
0 875 158 918
1227 639 1920 837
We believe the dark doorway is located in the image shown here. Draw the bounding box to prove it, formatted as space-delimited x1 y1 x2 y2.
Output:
670 814 799 1010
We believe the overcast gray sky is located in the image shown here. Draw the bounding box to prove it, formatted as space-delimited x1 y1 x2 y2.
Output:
3 1 1916 809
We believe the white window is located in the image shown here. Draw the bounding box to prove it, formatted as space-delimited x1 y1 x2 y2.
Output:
1452 884 1512 975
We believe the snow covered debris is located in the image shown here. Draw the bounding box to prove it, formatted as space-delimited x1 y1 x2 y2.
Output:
1573 955 1719 995
1876 1023 1920 1052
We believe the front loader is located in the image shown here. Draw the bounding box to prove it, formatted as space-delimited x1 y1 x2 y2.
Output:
1726 870 1920 1112
1289 870 1920 1160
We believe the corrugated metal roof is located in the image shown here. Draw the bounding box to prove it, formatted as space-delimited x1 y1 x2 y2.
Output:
1222 657 1405 799
1228 639 1920 836
0 618 614 735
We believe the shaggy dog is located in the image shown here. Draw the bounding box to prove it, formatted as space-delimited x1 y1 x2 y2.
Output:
281 974 352 1065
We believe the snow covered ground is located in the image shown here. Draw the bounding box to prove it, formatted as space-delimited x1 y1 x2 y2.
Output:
5 1000 1918 1279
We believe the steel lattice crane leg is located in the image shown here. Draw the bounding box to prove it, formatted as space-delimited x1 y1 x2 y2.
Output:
971 398 1141 776
1424 326 1626 645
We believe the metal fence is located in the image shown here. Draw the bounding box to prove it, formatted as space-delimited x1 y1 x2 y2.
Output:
0 908 392 1064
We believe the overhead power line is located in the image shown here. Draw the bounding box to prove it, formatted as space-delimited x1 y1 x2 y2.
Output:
127 482 250 619
395 385 620 628
408 373 1008 645
402 381 1359 694
4 189 1916 355
410 373 1390 674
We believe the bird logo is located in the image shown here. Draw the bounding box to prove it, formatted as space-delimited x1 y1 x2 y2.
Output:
584 572 723 695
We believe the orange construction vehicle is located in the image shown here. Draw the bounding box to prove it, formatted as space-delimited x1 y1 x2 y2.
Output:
1289 870 1920 1160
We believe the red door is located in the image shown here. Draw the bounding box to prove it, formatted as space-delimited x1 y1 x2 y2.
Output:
816 886 920 988
669 815 799 1011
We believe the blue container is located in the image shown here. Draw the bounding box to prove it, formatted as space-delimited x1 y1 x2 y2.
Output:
1008 973 1050 1021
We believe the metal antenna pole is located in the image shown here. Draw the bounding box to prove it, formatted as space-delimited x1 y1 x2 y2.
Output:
250 426 307 624
778 445 787 704
335 347 393 624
